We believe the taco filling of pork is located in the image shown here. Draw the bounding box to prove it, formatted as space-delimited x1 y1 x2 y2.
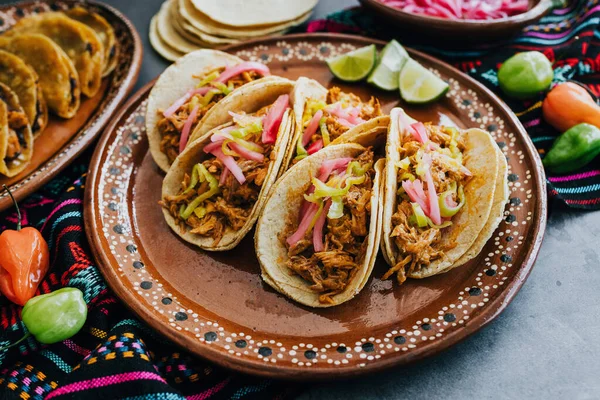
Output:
283 149 376 304
157 62 270 164
383 118 473 284
293 87 382 162
161 94 290 245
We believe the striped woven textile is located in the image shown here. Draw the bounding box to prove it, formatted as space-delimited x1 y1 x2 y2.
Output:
307 0 600 209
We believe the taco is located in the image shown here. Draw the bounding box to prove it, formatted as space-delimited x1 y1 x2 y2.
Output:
146 49 274 172
283 77 383 169
380 108 505 284
0 83 33 178
160 84 294 251
65 7 118 77
0 34 80 119
255 122 388 308
0 50 48 137
7 12 104 98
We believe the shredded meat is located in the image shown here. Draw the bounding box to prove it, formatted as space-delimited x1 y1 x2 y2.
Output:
284 149 375 304
157 69 261 164
5 110 29 163
324 87 382 141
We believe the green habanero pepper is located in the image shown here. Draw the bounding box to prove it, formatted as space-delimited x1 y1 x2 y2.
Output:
543 123 600 174
22 287 87 344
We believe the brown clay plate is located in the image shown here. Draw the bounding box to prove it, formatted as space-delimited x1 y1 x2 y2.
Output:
0 0 142 212
85 33 547 379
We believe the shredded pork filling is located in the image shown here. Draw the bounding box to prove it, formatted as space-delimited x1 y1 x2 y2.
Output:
5 110 28 163
285 150 375 304
384 124 469 284
158 69 261 164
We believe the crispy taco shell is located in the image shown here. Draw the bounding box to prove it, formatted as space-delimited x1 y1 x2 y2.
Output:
256 140 385 308
189 76 295 143
66 6 118 77
0 83 33 178
162 109 293 251
8 12 104 98
0 50 48 137
0 34 80 119
381 108 500 279
146 49 243 172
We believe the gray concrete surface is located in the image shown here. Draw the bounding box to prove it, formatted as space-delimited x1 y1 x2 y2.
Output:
3 0 597 398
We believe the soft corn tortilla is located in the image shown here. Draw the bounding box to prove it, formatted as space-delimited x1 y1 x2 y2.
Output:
0 34 80 119
189 0 316 28
282 77 388 170
381 108 500 278
149 16 185 62
8 12 104 98
157 1 203 53
146 49 243 172
256 142 385 308
162 110 293 251
189 76 295 143
170 2 236 47
66 6 118 77
0 50 47 137
0 83 33 178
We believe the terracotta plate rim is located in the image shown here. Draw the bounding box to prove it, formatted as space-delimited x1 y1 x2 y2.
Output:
0 0 143 211
85 33 547 380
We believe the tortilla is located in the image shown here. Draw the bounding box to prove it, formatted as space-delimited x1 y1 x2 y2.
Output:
7 12 104 98
381 108 500 279
157 1 204 53
0 83 33 178
190 0 316 27
189 76 295 143
0 50 48 137
149 16 185 62
0 34 80 119
255 138 386 308
146 49 243 172
66 6 118 77
169 0 239 46
161 110 294 251
179 0 307 39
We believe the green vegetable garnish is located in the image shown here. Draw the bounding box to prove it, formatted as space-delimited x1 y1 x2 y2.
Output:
196 71 220 88
410 202 428 228
543 123 600 173
319 117 331 146
180 164 220 220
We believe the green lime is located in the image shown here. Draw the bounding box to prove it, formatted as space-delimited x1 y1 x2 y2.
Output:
399 59 449 104
498 51 553 99
368 40 410 91
326 44 377 82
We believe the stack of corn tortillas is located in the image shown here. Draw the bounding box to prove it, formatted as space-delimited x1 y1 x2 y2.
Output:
149 0 318 61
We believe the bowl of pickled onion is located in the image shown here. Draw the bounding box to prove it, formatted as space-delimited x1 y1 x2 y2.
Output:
359 0 554 42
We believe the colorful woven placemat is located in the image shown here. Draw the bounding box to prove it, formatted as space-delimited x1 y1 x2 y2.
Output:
1 1 599 399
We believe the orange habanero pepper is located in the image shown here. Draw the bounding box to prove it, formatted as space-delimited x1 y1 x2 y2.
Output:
542 82 600 133
0 185 49 306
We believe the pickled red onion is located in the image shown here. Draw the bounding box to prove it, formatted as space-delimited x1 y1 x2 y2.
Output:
179 104 200 153
403 180 430 214
409 122 429 143
229 142 264 162
424 168 442 225
307 139 324 155
379 0 529 20
215 61 270 83
302 110 323 146
262 94 289 144
163 87 212 118
313 201 331 252
287 203 319 247
219 167 230 185
208 147 245 185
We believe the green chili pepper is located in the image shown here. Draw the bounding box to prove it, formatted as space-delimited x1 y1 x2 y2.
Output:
543 123 600 174
196 71 220 88
1 287 87 348
319 117 330 146
294 136 308 161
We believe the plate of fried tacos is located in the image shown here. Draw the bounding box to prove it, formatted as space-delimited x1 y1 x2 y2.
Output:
86 34 547 379
0 0 142 211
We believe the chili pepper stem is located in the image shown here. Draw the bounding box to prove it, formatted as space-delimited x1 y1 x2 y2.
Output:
0 333 31 352
2 184 21 231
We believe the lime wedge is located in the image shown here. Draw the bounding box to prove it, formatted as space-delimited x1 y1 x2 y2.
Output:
399 59 449 104
368 40 409 91
326 44 377 82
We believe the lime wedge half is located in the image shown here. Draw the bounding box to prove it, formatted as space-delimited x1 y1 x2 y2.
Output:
368 40 410 91
326 44 377 82
399 59 449 104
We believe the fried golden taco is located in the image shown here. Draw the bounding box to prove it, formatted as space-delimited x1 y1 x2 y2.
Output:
160 80 295 251
282 77 384 169
0 83 33 178
146 50 274 172
0 34 80 118
65 7 118 77
7 12 104 97
255 120 388 308
380 108 507 284
0 50 47 137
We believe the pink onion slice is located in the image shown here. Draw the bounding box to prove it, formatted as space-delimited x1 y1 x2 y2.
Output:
424 168 441 225
409 122 429 143
302 110 323 146
203 140 224 154
403 180 430 215
287 203 319 247
262 94 289 144
229 142 264 162
219 167 230 186
307 139 324 155
216 61 271 84
163 87 212 118
209 147 245 185
179 104 200 153
312 200 331 252
317 157 353 182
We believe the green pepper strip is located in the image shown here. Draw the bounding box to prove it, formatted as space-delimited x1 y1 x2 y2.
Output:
200 89 222 107
543 123 600 173
295 136 308 161
212 82 231 95
319 117 331 146
410 202 428 227
328 196 344 219
438 185 465 218
180 164 220 220
196 71 220 88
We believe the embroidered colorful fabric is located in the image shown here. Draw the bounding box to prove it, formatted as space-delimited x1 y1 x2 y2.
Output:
307 0 600 209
